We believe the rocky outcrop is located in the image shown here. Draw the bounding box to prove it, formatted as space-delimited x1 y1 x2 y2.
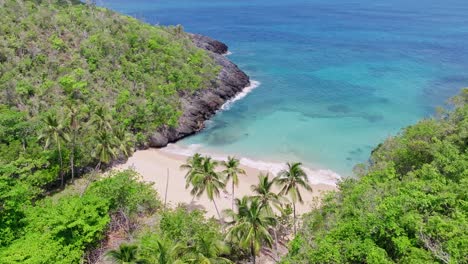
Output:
149 34 250 147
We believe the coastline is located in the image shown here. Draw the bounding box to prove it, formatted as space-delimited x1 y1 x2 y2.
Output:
130 34 338 218
116 148 337 218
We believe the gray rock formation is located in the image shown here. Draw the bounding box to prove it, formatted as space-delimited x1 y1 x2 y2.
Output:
148 34 250 147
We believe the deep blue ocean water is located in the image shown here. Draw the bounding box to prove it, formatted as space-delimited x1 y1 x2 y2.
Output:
99 0 468 177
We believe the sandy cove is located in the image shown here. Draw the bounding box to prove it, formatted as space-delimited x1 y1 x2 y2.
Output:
116 148 337 218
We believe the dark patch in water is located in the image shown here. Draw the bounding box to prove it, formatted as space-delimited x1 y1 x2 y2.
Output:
376 97 390 104
349 148 363 156
363 114 384 123
206 133 238 146
328 104 351 113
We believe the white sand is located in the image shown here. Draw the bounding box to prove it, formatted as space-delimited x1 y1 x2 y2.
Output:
116 148 337 218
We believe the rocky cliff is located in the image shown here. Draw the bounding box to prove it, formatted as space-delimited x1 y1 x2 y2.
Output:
149 34 250 147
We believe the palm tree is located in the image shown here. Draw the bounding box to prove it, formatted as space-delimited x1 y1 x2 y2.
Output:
187 232 232 264
91 105 112 131
106 243 146 264
251 173 283 215
139 237 185 264
113 126 135 158
180 153 204 189
251 173 284 259
221 156 246 210
38 114 66 187
66 105 80 183
189 157 225 218
225 197 276 264
93 130 117 170
275 162 312 235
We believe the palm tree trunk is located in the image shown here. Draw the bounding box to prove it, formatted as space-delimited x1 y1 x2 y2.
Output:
232 182 235 210
213 199 221 219
70 153 74 183
70 133 76 183
57 139 64 188
293 202 297 235
251 242 256 264
274 227 279 260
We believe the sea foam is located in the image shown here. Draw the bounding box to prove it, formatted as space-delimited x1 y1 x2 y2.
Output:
162 143 341 186
220 80 260 111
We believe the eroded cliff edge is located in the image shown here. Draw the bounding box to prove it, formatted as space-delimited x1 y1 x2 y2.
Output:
149 34 251 147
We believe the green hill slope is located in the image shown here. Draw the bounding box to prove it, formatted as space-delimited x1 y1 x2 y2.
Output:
283 91 468 263
0 0 219 248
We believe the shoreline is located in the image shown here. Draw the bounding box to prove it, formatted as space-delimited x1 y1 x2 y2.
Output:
116 148 337 218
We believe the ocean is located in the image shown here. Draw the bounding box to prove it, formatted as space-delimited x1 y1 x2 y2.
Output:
98 0 468 182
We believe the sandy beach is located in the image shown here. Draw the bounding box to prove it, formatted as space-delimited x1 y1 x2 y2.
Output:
116 148 337 218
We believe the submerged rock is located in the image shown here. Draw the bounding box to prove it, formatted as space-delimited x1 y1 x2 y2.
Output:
149 34 250 148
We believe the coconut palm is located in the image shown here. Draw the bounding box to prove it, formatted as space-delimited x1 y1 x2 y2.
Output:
91 105 112 131
251 173 285 259
186 232 232 264
180 153 204 189
139 238 186 264
225 197 276 264
113 126 134 158
66 105 80 183
106 243 146 264
251 173 283 215
221 156 246 210
189 157 225 218
275 162 312 235
38 114 66 187
93 130 117 170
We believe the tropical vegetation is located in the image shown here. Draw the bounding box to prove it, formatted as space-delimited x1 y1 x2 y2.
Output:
283 90 468 263
1 0 466 263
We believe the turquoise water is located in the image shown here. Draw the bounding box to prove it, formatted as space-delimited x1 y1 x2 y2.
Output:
100 0 468 176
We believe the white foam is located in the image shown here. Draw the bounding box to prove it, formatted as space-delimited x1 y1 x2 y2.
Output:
161 144 340 186
220 80 260 111
223 51 233 56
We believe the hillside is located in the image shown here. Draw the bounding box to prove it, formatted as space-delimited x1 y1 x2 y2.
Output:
283 91 468 263
0 0 248 254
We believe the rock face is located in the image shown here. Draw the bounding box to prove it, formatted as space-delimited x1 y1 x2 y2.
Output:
149 34 250 148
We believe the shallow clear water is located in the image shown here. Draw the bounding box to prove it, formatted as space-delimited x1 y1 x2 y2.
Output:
99 0 468 176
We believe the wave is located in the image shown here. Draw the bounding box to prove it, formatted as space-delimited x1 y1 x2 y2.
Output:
161 143 341 186
223 51 233 56
220 80 261 111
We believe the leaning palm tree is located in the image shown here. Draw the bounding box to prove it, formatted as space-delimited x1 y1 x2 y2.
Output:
221 156 246 210
106 243 146 264
180 153 204 189
225 197 276 264
38 114 66 187
275 162 312 235
190 157 225 218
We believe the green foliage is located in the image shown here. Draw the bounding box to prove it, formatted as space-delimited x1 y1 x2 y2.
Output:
134 207 231 264
225 197 277 264
283 90 468 263
0 0 218 205
0 170 160 263
0 0 216 255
